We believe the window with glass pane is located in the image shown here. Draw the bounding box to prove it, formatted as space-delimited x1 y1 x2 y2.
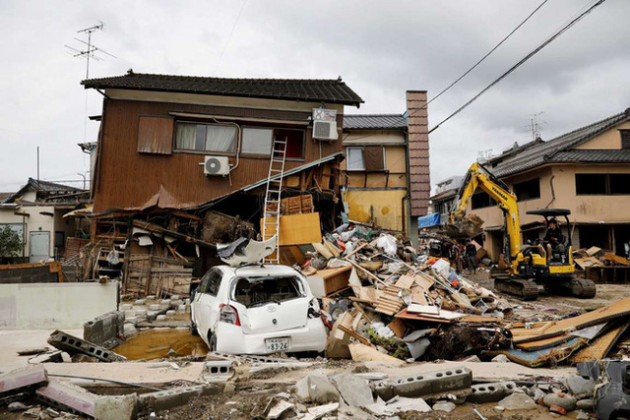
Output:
175 123 236 153
242 128 273 155
346 147 365 171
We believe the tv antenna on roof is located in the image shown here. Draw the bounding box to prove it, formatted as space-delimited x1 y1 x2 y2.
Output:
65 21 116 79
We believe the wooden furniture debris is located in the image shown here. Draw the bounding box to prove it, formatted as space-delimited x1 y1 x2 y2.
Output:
260 212 322 246
125 255 193 297
306 265 352 298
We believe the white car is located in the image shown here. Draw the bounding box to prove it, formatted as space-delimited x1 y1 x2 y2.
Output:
190 264 327 355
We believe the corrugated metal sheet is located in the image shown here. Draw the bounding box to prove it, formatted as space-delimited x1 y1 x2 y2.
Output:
343 114 407 130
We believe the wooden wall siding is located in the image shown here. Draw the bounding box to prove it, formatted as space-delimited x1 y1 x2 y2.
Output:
137 116 174 155
94 99 343 212
406 91 431 217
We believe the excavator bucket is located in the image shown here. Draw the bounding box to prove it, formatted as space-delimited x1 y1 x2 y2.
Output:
442 214 484 239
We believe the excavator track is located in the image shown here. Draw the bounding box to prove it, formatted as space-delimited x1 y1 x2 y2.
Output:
570 277 597 298
494 277 539 300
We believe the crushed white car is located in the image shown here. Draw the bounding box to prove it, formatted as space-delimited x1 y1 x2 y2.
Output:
190 264 327 354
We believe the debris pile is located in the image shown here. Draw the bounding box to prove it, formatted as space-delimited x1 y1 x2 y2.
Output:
573 246 629 270
301 225 513 363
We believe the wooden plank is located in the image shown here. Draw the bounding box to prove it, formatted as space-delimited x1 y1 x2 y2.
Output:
604 253 629 266
338 325 371 345
348 343 404 365
570 322 630 363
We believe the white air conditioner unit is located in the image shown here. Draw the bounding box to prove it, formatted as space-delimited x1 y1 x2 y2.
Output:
203 156 230 176
312 120 338 141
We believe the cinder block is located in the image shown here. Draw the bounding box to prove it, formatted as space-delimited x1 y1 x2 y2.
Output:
134 299 146 305
36 380 97 418
94 394 137 420
120 304 133 311
201 361 235 382
467 382 516 403
48 330 126 362
137 385 217 413
83 311 124 347
372 367 472 401
0 365 48 395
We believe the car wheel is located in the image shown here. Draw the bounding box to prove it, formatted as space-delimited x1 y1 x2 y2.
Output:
190 314 199 336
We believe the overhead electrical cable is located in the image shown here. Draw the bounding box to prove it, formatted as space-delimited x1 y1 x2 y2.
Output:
427 0 549 107
427 0 607 134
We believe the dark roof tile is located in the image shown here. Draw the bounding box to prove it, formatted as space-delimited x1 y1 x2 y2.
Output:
83 72 364 106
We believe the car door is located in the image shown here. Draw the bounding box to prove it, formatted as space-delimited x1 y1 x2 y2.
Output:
193 268 223 342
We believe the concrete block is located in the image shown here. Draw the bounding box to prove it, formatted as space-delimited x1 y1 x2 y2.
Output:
146 311 159 320
135 309 148 319
332 374 373 407
468 382 516 403
156 315 167 321
543 392 577 412
124 310 136 318
134 299 145 305
372 366 472 401
125 317 138 325
160 299 171 305
94 394 137 420
137 385 216 413
123 324 138 337
120 304 133 311
295 374 339 404
149 304 161 311
170 295 181 300
170 299 183 308
166 310 176 316
185 298 191 305
48 330 126 362
201 361 235 382
146 295 156 300
177 305 186 313
0 365 48 395
83 311 125 348
36 380 97 418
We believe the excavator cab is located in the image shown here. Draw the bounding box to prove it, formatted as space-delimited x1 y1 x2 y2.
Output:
526 208 572 265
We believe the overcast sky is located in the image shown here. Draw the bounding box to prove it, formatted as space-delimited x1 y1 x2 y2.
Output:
1 0 629 192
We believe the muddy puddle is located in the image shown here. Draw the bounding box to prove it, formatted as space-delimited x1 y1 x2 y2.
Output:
114 329 208 360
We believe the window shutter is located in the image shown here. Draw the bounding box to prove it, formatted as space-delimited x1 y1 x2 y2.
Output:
364 146 384 171
137 116 174 155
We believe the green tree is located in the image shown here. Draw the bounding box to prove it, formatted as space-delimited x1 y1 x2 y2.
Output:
0 225 24 257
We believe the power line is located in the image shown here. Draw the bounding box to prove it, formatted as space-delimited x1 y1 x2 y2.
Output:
428 0 607 134
216 0 249 70
427 0 549 107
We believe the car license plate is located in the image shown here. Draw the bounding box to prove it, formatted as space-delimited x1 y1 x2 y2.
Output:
265 337 289 352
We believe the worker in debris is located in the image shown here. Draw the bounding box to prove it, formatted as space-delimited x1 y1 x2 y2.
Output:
465 240 477 273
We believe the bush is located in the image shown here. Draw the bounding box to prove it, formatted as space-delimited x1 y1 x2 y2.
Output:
0 226 24 257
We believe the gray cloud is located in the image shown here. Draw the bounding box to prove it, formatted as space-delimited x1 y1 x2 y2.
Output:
0 0 628 193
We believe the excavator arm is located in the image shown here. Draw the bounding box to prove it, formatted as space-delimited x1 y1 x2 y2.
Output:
450 162 521 262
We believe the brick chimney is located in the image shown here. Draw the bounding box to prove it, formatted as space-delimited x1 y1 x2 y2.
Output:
406 90 430 217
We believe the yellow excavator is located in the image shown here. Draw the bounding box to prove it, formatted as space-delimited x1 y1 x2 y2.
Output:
449 162 596 300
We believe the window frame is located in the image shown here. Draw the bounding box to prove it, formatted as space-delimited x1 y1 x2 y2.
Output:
346 147 366 171
173 121 237 156
575 173 630 196
240 126 274 157
620 129 630 150
274 127 306 161
513 177 541 202
199 268 222 296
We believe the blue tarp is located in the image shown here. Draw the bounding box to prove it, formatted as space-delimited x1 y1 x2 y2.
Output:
417 212 441 229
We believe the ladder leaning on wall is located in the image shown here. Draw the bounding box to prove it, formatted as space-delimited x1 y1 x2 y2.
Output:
261 136 288 264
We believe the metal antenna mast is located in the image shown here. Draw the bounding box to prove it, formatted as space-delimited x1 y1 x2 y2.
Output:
65 22 117 79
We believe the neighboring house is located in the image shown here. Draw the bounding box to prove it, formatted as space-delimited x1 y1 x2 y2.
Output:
430 176 464 222
0 178 89 262
341 91 431 242
467 107 630 261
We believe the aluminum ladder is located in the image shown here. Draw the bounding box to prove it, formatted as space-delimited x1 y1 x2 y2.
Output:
261 136 288 264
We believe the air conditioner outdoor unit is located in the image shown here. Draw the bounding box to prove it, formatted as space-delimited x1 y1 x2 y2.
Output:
203 156 230 176
312 120 338 141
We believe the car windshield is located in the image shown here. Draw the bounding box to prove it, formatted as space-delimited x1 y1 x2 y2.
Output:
232 276 305 308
